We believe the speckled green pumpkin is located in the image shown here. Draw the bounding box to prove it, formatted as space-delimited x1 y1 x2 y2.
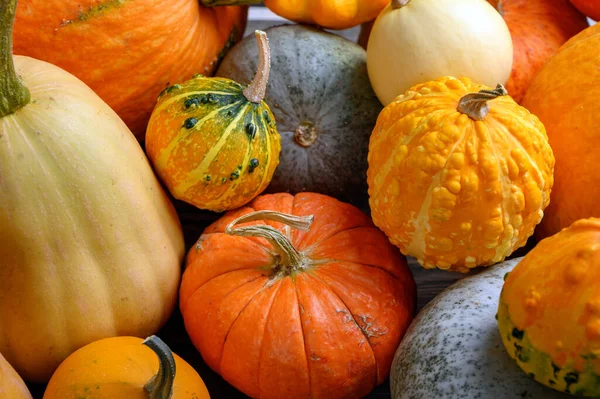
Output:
146 32 281 213
216 24 383 209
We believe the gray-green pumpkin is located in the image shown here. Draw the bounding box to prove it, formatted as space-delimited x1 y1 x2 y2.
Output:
216 24 382 208
391 258 570 399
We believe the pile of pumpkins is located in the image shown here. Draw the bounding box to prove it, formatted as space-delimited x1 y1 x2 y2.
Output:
1 0 599 398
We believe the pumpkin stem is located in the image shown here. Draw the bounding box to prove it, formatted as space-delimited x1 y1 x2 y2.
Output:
457 84 508 121
243 30 271 104
392 0 411 9
225 210 314 273
143 335 176 399
0 0 30 117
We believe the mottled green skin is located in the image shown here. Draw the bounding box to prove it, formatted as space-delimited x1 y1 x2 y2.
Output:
216 24 383 209
498 300 600 397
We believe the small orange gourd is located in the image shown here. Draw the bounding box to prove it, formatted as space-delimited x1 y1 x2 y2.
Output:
367 77 554 272
0 352 32 399
43 336 210 399
498 218 600 396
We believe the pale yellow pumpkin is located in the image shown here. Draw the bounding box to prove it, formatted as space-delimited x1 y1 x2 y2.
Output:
0 0 184 382
0 351 32 399
367 0 513 106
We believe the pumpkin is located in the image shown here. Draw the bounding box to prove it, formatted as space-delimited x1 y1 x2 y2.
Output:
487 0 589 103
0 352 32 399
12 0 248 139
146 31 280 213
0 0 184 382
522 22 600 240
263 0 389 30
570 0 600 21
498 218 600 396
366 0 513 106
367 77 555 273
179 192 417 399
43 336 210 399
216 24 383 209
391 257 571 398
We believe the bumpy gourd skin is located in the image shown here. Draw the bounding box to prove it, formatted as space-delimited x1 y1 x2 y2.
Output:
264 0 388 30
367 76 554 272
146 76 280 212
498 218 600 396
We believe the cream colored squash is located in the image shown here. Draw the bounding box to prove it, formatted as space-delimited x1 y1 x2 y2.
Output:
0 351 32 399
366 0 513 105
0 0 184 383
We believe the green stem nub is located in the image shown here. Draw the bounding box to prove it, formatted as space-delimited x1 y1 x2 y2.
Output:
143 335 176 399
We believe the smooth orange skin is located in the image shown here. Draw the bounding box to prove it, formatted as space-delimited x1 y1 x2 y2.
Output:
570 0 600 21
0 352 32 399
43 336 210 399
488 0 589 103
179 192 417 399
12 0 248 139
500 218 600 373
367 77 555 272
522 23 600 240
264 0 388 30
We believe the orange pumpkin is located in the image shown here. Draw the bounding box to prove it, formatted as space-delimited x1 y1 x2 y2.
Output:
44 336 210 399
13 0 248 139
359 0 589 103
570 0 600 21
179 192 417 399
522 22 600 239
0 352 32 399
367 77 554 272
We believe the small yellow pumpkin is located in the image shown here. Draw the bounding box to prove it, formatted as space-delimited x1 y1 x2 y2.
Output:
146 31 280 213
367 77 554 272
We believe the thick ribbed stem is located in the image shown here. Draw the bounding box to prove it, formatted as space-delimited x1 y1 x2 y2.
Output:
457 84 508 121
243 30 271 104
225 210 314 273
143 336 176 399
0 0 30 117
392 0 411 9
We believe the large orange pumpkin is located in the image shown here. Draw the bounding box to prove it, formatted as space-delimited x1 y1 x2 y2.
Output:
0 352 32 399
570 0 600 21
522 22 600 239
180 192 417 399
359 0 589 103
12 0 248 138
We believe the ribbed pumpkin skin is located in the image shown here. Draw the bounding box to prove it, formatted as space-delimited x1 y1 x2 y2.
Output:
0 56 184 383
367 77 554 273
498 218 600 396
44 337 210 399
264 0 389 30
0 352 32 399
570 0 600 20
12 0 248 138
146 76 280 213
487 0 589 103
179 192 417 399
522 23 600 240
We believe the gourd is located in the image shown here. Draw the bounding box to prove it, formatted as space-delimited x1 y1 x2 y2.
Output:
570 0 600 21
263 0 389 30
367 76 554 273
498 218 600 396
0 352 32 399
145 31 280 213
487 0 589 103
522 22 600 239
12 0 248 138
391 257 570 399
366 0 513 106
44 336 210 399
0 0 184 382
217 25 382 208
179 192 417 399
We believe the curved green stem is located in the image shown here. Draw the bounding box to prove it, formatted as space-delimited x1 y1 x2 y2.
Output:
243 30 271 104
457 84 508 121
225 210 314 273
0 0 30 117
143 336 176 399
